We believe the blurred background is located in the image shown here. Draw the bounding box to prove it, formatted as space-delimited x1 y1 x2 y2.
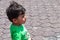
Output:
0 0 60 40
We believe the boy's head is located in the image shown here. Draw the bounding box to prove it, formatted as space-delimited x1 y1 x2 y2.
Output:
6 1 26 25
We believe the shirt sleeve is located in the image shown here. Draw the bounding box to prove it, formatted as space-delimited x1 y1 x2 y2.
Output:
23 32 31 40
12 32 21 40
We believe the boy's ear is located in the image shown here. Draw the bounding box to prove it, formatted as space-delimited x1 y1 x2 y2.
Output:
12 18 17 23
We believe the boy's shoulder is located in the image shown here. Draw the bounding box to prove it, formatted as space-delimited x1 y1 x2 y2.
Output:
10 23 27 32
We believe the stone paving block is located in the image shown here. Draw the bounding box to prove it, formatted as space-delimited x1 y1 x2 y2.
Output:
43 36 57 40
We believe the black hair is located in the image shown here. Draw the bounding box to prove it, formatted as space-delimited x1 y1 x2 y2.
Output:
6 1 26 22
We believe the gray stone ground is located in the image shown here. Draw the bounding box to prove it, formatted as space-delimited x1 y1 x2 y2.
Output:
0 0 60 40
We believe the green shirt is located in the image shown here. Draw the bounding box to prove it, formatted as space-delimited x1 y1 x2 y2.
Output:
10 23 30 40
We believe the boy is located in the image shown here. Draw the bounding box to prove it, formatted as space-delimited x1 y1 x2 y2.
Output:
6 1 31 40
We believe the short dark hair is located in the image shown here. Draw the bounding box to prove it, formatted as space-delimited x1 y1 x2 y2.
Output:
6 1 26 22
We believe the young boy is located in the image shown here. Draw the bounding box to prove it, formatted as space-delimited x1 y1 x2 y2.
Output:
6 1 31 40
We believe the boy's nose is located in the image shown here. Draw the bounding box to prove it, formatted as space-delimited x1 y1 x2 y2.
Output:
24 16 26 21
23 16 26 23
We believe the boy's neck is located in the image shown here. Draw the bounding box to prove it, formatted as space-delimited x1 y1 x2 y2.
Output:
13 23 21 26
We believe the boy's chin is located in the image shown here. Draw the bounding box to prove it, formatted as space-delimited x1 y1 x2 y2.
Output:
19 22 26 25
23 21 26 24
22 22 25 24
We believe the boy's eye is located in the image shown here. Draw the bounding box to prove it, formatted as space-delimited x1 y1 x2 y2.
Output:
22 15 24 18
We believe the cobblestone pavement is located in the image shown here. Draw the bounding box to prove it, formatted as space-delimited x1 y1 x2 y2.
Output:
0 0 60 40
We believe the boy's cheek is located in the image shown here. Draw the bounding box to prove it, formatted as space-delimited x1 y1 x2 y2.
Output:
18 17 26 24
18 18 22 24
